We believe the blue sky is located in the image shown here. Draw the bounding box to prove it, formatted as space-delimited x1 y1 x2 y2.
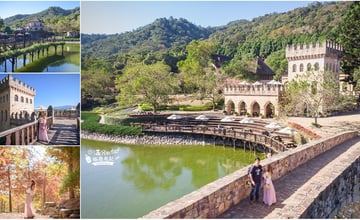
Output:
81 1 312 34
1 74 80 108
0 1 80 19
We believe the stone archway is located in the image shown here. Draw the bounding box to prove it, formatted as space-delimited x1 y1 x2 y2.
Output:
251 102 260 117
264 102 275 118
238 101 247 116
226 100 235 115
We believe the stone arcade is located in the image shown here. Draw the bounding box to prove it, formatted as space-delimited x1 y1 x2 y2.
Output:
224 40 348 117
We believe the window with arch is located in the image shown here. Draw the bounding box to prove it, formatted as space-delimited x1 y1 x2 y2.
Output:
300 64 304 72
292 64 297 72
314 62 319 71
30 99 32 104
21 96 24 103
14 95 19 102
26 98 28 103
307 63 312 71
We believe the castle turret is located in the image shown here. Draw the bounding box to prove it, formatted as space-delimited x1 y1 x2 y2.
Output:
0 74 36 131
286 40 343 81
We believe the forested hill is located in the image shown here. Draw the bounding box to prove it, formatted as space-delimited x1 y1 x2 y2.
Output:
81 17 216 58
82 1 351 59
4 6 80 31
211 1 351 57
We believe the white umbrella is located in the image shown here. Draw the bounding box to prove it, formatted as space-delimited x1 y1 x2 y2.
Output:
220 116 236 122
278 127 297 135
267 80 282 85
239 118 254 124
252 81 263 86
239 81 251 85
167 114 182 120
265 122 282 129
195 115 210 121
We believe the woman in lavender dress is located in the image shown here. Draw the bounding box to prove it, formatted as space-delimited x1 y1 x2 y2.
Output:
24 180 36 219
38 112 49 143
263 165 277 206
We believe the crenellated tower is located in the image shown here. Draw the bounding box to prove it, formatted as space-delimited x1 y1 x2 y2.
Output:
0 74 36 131
285 40 343 82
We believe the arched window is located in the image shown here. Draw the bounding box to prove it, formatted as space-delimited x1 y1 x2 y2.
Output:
300 64 304 72
26 98 28 103
14 95 19 102
292 64 297 72
314 63 319 71
307 63 312 71
21 96 24 103
30 99 32 104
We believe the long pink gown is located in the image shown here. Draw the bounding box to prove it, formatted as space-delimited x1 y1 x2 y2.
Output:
24 188 35 218
263 172 277 206
38 119 49 142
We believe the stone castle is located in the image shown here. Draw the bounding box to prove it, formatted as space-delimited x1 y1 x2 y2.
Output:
224 40 348 117
0 75 36 131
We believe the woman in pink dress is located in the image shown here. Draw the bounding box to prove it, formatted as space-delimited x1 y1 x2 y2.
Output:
24 180 36 219
38 112 49 143
263 165 277 206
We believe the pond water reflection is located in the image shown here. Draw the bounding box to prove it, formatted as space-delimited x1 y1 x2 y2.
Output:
81 139 262 218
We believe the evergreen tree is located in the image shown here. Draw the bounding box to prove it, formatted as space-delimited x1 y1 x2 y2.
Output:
339 1 360 88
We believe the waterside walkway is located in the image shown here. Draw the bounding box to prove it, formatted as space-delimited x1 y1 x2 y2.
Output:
219 135 360 218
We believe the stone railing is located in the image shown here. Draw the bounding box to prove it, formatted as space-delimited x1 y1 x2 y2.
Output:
143 131 358 218
0 116 53 145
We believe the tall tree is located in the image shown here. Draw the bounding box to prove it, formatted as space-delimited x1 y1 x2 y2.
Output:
339 1 360 88
177 40 216 93
47 147 80 199
197 66 226 111
281 70 339 125
115 62 177 113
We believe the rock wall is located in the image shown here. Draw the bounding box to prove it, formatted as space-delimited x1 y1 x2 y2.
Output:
301 153 360 218
142 131 358 218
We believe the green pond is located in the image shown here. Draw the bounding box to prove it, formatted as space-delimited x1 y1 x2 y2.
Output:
81 139 263 218
0 43 80 72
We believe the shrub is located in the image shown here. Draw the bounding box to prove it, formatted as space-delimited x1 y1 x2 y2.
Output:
81 112 142 135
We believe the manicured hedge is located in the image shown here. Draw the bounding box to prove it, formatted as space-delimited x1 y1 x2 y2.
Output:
81 112 142 135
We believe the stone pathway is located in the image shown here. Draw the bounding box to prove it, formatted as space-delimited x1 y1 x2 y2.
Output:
0 212 50 219
35 117 80 146
219 135 360 218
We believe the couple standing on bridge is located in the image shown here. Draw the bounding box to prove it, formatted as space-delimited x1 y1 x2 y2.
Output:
248 157 277 206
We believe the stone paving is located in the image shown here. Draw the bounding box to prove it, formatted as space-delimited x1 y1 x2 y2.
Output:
219 135 360 219
35 117 80 146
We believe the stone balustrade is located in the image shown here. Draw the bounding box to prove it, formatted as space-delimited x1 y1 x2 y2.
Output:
143 131 358 218
0 116 53 145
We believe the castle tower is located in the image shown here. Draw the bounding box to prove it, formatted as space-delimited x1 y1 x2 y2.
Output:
0 75 36 131
285 40 343 81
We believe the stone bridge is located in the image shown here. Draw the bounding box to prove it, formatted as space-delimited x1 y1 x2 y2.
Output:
143 131 360 218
